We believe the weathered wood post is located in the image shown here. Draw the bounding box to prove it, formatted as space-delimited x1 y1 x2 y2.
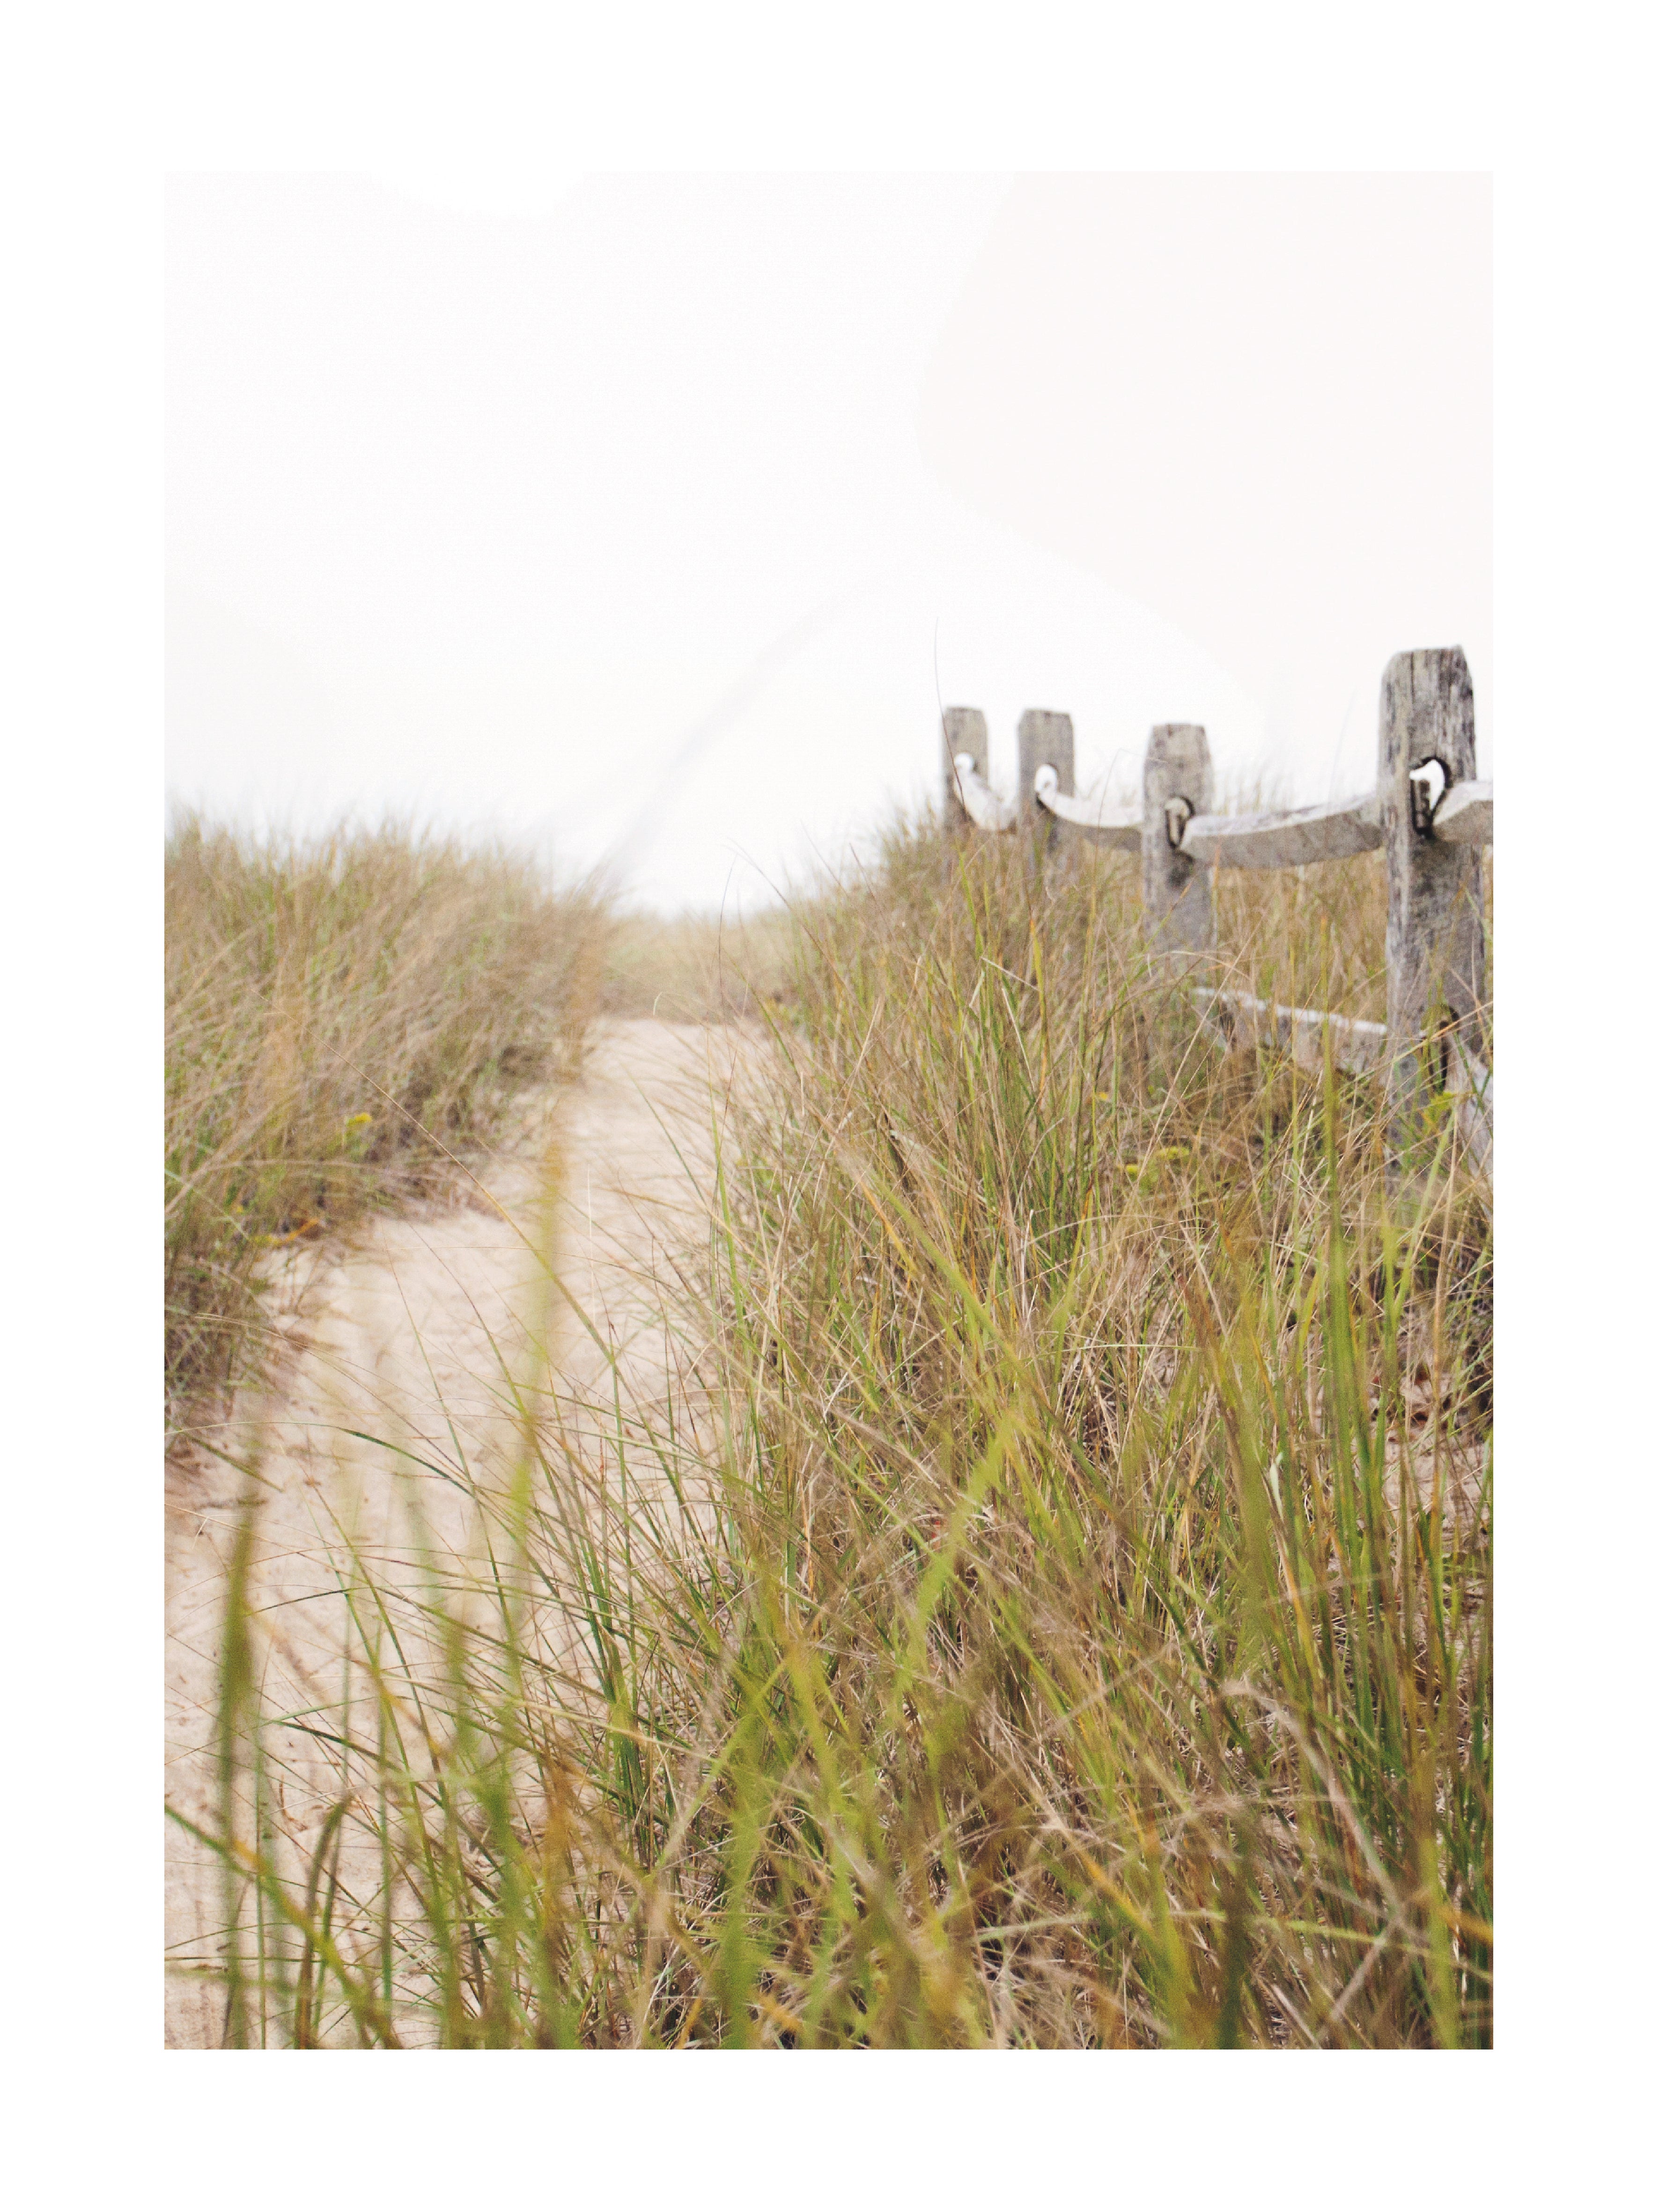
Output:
1017 709 1074 853
1378 646 1487 1173
942 706 989 830
1142 723 1215 964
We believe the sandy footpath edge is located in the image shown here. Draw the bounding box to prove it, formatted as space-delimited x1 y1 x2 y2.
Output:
163 1017 755 2049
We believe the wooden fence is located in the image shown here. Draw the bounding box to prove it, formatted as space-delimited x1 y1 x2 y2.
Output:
942 644 1492 1178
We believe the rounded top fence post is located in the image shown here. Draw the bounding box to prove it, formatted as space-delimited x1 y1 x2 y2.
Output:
942 707 989 831
1017 710 1074 852
1142 724 1215 965
1378 647 1488 1172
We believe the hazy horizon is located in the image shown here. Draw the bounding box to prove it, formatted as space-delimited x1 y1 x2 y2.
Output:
167 171 1491 912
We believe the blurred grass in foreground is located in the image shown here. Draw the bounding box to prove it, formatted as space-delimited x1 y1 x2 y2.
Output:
165 813 605 1427
178 810 1491 2048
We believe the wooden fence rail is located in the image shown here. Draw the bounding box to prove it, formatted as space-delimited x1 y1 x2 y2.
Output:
942 644 1492 1179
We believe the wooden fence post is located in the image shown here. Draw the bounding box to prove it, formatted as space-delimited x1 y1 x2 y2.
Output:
1142 723 1215 963
942 707 988 831
1017 709 1074 852
1378 646 1487 1171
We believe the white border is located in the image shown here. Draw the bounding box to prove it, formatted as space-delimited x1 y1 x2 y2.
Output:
5 0 1652 2197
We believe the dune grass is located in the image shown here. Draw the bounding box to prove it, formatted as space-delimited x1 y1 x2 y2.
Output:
178 810 1491 2048
598 903 796 1023
164 813 606 1429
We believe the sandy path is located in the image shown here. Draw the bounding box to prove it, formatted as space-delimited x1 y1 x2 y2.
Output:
164 1018 754 2048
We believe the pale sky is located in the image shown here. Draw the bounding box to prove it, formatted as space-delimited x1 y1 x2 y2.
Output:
167 171 1490 909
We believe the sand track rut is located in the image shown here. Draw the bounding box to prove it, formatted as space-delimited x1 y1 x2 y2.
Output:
164 1018 754 2048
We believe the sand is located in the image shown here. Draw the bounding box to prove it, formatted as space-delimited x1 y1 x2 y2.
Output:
163 1018 755 2048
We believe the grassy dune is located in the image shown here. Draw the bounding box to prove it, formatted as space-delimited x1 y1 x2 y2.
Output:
180 811 1492 2048
598 903 796 1022
164 814 605 1426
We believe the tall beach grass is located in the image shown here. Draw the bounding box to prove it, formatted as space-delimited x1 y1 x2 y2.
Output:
164 813 606 1429
177 810 1491 2047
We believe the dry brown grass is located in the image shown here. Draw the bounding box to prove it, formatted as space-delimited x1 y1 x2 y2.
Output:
598 905 796 1024
164 812 606 1424
184 804 1492 2048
